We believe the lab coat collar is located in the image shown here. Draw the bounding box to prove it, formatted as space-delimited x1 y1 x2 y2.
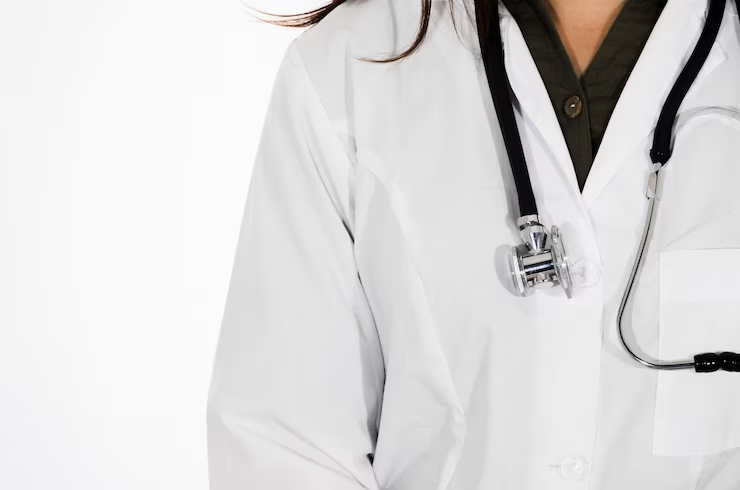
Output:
582 0 732 207
496 0 731 209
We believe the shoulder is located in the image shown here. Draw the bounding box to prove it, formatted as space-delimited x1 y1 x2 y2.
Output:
285 0 480 100
291 0 421 71
274 0 478 160
275 0 422 164
285 0 422 101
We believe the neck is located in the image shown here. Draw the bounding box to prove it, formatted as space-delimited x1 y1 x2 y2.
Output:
542 0 628 77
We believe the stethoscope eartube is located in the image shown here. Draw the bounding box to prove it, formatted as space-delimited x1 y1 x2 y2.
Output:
477 0 740 372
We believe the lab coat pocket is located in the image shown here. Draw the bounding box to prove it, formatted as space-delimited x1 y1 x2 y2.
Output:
653 248 740 456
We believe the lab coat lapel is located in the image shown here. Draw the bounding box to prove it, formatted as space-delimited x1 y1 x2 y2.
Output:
581 0 730 208
498 5 582 202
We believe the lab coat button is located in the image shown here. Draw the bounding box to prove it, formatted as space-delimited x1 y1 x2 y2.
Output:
557 454 589 481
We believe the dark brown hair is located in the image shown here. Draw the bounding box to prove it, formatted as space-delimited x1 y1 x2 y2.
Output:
247 0 495 63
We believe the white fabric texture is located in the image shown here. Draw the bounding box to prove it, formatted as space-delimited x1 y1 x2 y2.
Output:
207 0 740 488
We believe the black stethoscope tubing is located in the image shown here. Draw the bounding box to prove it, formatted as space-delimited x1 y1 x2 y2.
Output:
476 0 740 372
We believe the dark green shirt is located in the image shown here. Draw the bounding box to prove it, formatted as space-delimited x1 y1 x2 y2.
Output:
499 0 667 190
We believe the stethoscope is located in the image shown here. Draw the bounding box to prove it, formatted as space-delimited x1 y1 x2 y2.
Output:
476 0 740 373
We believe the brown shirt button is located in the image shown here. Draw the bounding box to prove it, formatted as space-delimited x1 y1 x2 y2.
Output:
564 95 583 118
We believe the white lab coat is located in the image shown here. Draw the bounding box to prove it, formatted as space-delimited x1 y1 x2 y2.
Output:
206 0 740 487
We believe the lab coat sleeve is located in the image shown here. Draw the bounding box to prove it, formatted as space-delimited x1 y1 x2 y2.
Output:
206 40 384 490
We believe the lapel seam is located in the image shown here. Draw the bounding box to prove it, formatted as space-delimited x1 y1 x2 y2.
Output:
500 10 579 185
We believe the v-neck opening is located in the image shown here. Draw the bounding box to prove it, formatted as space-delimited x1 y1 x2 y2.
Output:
578 0 636 84
498 0 669 191
531 0 634 89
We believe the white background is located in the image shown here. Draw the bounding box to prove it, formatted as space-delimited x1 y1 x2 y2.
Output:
0 0 309 488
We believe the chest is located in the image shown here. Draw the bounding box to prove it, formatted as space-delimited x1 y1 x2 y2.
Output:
348 3 740 486
347 0 740 390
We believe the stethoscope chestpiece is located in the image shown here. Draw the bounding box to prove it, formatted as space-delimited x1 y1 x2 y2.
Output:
509 214 573 299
